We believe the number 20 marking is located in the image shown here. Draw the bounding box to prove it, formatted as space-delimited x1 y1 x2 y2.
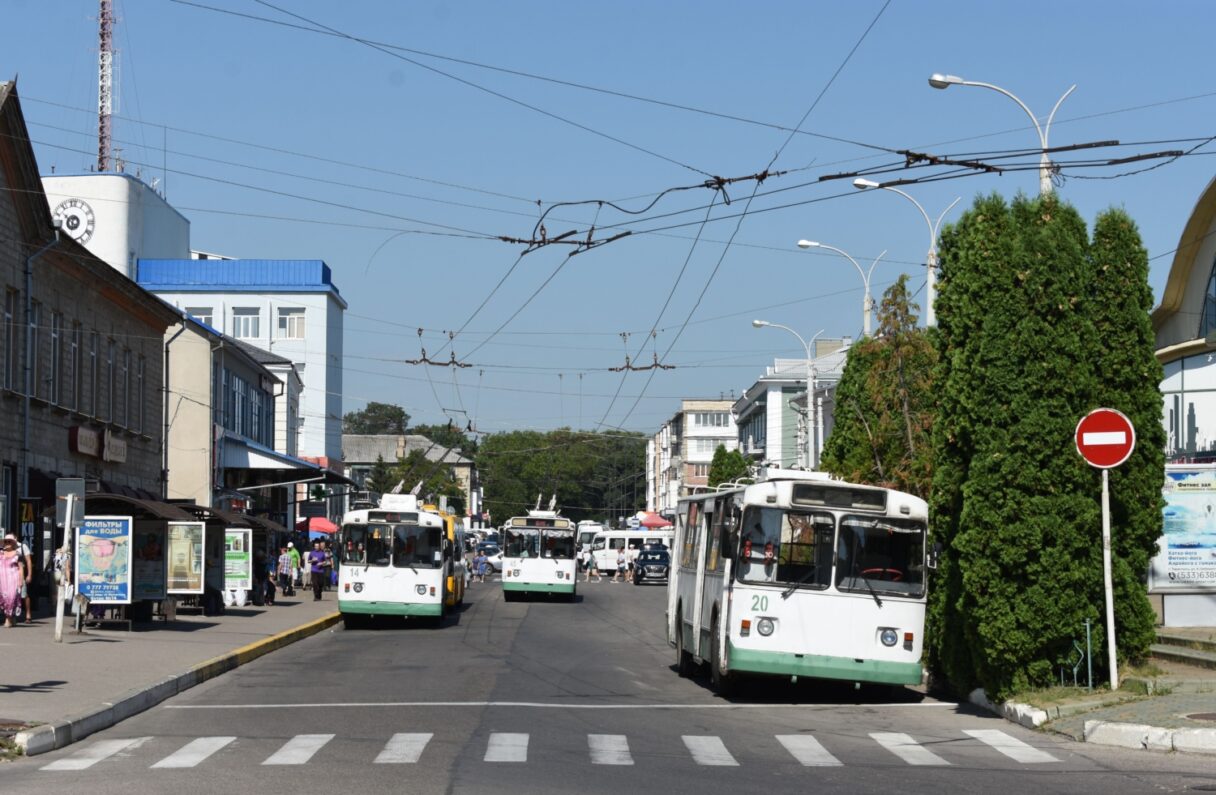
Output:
751 594 768 612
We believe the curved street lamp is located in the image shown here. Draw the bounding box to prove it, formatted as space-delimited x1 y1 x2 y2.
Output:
852 178 959 328
752 319 824 468
796 240 886 337
928 73 1076 195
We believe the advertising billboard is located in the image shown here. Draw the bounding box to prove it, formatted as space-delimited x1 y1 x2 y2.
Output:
167 521 206 594
1152 466 1216 592
76 515 133 604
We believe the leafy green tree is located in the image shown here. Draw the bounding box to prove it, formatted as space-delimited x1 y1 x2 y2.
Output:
343 402 409 434
820 275 935 497
1085 208 1166 661
364 454 399 495
707 445 751 487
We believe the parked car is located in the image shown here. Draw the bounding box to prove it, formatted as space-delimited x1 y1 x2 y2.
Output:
633 549 670 585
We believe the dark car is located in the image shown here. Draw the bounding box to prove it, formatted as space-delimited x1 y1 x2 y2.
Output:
633 549 670 585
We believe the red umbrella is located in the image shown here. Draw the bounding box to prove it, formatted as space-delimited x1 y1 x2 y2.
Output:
640 512 672 528
296 516 338 534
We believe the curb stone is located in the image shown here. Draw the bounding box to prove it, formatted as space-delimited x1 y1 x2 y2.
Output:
1084 720 1216 755
969 688 1048 729
13 612 340 757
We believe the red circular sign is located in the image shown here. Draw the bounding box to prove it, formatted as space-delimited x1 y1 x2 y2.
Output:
1075 408 1136 469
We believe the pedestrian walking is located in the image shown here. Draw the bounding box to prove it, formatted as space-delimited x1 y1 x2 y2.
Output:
308 540 327 601
17 536 32 622
1 534 24 626
287 542 302 589
276 545 295 596
613 548 626 583
475 551 487 583
581 548 592 582
626 544 639 583
323 541 336 591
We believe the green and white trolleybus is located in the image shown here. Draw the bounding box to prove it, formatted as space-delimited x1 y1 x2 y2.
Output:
501 509 577 601
668 470 930 694
338 493 452 627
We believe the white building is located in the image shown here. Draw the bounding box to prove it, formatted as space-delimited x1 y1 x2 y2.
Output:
42 173 190 278
136 259 346 468
648 399 737 516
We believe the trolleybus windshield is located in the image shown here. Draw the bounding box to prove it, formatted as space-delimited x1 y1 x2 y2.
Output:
341 523 443 568
736 507 835 589
834 516 926 598
505 526 576 559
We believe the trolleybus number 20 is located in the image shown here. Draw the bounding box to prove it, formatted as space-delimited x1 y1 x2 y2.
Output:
751 594 768 612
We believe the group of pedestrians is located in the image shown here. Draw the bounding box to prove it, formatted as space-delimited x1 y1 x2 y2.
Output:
468 549 492 583
271 539 335 602
579 545 639 583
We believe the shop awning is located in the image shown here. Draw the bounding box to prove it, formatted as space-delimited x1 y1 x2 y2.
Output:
221 432 354 489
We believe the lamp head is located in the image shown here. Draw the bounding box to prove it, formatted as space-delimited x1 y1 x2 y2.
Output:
751 319 769 329
852 178 880 190
929 73 963 89
796 240 820 250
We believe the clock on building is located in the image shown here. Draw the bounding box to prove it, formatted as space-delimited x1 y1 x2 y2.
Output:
52 198 97 245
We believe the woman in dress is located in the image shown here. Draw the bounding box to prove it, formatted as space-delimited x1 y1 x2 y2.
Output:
0 534 23 627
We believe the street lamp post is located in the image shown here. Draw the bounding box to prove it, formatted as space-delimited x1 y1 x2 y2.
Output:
852 178 959 328
796 240 886 337
752 320 824 469
928 73 1076 196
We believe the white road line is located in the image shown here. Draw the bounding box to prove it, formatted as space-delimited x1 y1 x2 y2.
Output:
166 700 956 711
870 732 950 766
485 732 529 763
262 734 334 766
588 734 633 765
374 733 433 764
776 734 842 766
41 738 150 771
682 735 738 766
963 729 1059 763
150 736 235 769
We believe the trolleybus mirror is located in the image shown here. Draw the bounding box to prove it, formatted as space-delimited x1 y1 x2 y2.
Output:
928 541 942 570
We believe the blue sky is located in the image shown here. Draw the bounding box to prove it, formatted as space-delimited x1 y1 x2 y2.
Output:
4 1 1214 435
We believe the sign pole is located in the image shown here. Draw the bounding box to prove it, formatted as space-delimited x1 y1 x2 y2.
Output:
54 493 73 644
1101 468 1117 690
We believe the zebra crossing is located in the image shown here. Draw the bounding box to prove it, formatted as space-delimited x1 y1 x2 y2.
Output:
40 727 1062 772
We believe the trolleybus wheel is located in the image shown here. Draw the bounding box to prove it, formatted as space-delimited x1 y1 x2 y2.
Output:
674 608 693 677
710 614 736 697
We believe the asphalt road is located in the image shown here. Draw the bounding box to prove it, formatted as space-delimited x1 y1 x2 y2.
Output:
10 579 1216 794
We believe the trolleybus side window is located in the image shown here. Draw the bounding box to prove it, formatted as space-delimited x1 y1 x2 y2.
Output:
736 507 834 588
680 502 700 569
393 524 443 568
834 516 926 597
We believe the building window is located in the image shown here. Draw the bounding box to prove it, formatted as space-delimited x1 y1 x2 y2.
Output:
232 308 260 339
106 338 115 422
29 301 40 400
276 307 305 339
69 322 81 411
50 312 63 405
184 306 213 327
691 463 709 478
88 332 99 417
1202 259 1216 340
136 355 145 434
3 288 16 390
693 411 729 428
119 348 130 427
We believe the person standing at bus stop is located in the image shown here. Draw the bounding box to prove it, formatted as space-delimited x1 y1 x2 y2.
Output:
287 542 302 590
308 540 327 601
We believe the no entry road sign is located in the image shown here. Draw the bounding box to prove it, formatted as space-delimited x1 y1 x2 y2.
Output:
1075 408 1136 469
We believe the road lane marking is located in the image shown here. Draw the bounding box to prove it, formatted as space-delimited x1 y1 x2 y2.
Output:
682 735 738 766
870 732 949 766
588 734 633 765
963 729 1059 763
262 734 334 765
776 734 842 766
166 700 956 711
41 738 150 771
374 733 433 764
485 732 529 762
151 736 235 769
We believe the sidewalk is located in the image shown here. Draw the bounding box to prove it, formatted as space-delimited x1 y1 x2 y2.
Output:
977 627 1216 755
1 591 340 757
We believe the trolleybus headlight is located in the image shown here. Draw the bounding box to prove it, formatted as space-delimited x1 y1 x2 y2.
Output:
880 628 899 647
512 569 520 577
756 618 775 637
416 585 427 595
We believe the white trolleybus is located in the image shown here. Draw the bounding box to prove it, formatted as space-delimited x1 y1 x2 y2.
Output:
337 493 456 627
668 470 930 694
501 510 577 601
